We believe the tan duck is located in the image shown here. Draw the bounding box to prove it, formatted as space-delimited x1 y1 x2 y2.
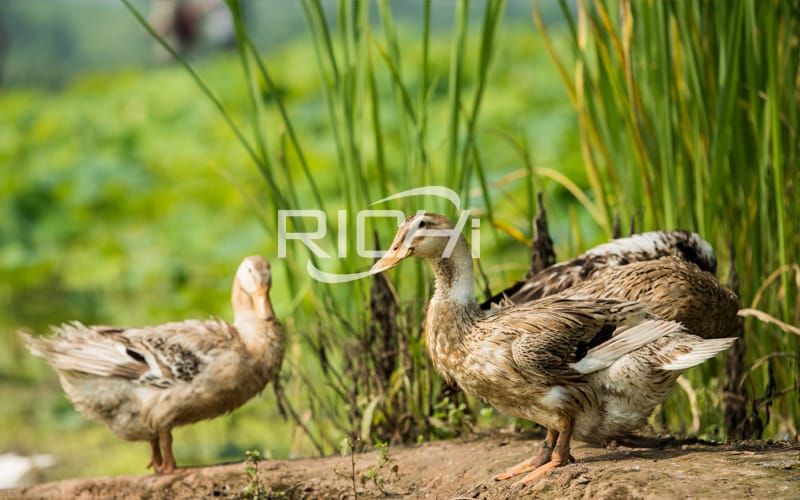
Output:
484 227 741 341
483 230 719 308
371 214 736 486
563 256 741 340
21 255 285 474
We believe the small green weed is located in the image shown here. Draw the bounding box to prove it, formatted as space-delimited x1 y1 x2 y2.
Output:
359 441 399 496
241 450 280 499
335 435 399 498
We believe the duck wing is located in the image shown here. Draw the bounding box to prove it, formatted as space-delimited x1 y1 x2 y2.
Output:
482 298 681 384
565 257 742 340
482 230 716 308
22 319 237 389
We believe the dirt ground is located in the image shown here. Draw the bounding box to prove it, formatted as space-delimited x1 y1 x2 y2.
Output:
5 433 799 499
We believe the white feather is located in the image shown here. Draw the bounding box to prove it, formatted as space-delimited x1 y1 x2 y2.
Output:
585 232 662 258
582 231 714 270
661 337 737 371
540 385 568 410
570 320 684 374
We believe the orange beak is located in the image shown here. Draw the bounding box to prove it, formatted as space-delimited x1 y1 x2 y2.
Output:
370 246 412 274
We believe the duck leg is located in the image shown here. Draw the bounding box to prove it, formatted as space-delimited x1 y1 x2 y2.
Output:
147 437 163 471
159 430 177 473
494 428 559 481
511 418 575 488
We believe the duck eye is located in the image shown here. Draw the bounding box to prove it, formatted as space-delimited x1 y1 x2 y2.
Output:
418 220 427 229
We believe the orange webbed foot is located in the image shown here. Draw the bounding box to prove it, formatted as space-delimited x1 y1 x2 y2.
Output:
494 428 558 481
510 450 572 489
494 456 539 481
504 419 574 489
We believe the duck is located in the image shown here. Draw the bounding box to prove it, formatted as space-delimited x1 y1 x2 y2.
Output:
483 229 719 308
21 255 285 474
370 213 737 486
484 225 741 340
559 256 741 340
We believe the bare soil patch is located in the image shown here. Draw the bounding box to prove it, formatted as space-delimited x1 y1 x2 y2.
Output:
6 434 799 499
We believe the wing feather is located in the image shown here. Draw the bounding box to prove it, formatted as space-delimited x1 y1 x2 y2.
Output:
21 318 237 388
484 297 655 384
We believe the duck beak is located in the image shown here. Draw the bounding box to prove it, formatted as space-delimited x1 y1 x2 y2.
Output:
253 289 275 321
371 246 412 274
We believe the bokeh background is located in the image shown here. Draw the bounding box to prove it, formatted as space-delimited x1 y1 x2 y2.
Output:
1 0 797 485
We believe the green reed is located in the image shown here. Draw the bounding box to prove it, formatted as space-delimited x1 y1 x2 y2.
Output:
537 0 799 438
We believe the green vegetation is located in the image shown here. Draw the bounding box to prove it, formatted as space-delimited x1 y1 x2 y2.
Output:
1 0 797 484
242 449 268 499
537 0 799 439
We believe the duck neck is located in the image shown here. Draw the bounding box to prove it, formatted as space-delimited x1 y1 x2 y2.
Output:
234 312 284 350
424 235 482 354
232 285 285 359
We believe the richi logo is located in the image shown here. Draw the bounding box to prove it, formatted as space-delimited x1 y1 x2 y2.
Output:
277 186 480 283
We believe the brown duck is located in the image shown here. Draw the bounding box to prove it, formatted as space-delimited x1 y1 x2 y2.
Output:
22 255 285 474
483 229 719 308
371 213 737 486
562 255 741 340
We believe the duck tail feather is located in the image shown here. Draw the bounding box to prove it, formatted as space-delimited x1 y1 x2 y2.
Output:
570 320 684 374
660 337 737 371
20 326 144 378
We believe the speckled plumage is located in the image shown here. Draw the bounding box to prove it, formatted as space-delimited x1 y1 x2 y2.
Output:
483 230 718 308
22 256 285 473
565 256 741 340
371 214 737 486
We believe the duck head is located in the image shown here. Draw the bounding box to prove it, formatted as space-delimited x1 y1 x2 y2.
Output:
234 255 275 320
371 213 459 273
